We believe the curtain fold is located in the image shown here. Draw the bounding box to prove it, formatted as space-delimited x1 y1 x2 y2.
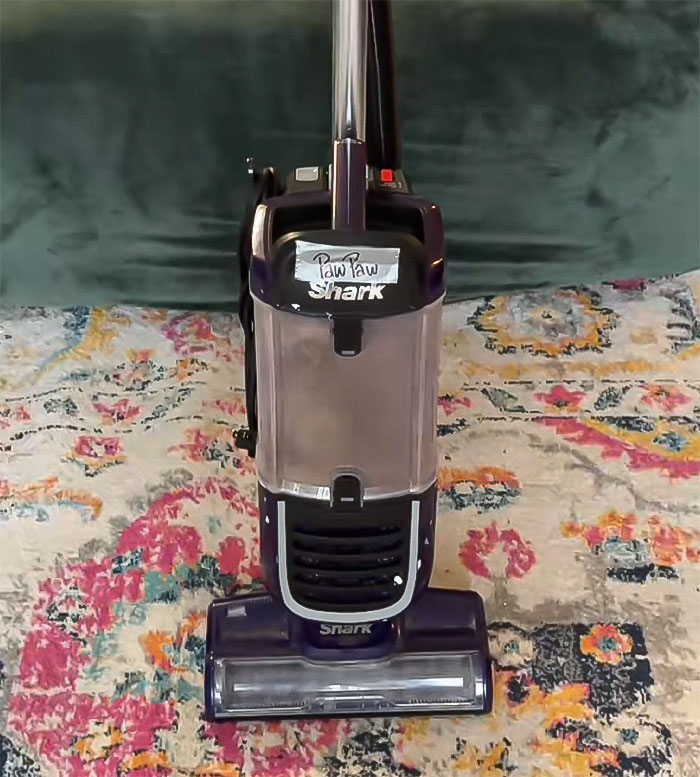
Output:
1 0 698 308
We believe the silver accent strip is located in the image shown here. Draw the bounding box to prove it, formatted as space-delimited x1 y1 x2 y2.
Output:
251 204 268 259
278 500 420 623
256 473 425 503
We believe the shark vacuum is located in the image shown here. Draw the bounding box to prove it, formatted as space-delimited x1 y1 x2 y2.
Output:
204 0 493 720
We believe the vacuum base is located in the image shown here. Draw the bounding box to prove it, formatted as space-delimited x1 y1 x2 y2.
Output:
204 588 492 721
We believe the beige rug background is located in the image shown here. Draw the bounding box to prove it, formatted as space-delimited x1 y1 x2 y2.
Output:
1 271 699 776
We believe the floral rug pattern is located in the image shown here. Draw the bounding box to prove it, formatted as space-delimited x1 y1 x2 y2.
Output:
1 272 699 777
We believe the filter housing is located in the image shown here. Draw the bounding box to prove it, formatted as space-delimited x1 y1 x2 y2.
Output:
254 298 441 501
250 196 446 503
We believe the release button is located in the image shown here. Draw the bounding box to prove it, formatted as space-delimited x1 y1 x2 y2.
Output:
332 474 363 511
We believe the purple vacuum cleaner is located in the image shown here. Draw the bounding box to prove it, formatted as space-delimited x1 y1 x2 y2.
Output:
204 0 493 721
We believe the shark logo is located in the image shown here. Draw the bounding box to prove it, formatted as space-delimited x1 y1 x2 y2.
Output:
319 623 373 635
307 283 386 301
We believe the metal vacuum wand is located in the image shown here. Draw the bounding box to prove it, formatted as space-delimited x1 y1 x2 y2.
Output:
332 0 368 231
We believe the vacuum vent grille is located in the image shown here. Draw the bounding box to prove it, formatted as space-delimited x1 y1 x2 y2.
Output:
286 512 413 613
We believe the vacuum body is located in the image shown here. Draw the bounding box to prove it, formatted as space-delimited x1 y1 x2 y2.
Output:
205 0 492 721
252 196 444 620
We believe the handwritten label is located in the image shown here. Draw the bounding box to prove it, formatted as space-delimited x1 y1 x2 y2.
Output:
295 241 400 284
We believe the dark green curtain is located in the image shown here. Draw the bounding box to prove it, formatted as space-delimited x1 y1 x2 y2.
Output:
1 0 698 309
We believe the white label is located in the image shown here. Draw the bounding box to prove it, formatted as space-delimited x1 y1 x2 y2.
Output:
295 240 400 284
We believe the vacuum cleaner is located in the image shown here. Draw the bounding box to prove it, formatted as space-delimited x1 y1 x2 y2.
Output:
204 0 493 721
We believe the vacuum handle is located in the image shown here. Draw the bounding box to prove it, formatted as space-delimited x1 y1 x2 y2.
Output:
331 0 368 231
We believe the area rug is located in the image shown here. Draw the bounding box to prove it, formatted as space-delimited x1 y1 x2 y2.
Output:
1 271 699 777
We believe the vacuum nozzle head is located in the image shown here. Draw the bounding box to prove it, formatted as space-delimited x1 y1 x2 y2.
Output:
210 651 488 719
205 590 493 721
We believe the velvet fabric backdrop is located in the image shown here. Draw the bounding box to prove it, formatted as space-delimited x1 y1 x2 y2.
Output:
1 0 698 308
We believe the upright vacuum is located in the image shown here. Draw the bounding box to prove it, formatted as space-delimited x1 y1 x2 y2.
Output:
204 0 493 720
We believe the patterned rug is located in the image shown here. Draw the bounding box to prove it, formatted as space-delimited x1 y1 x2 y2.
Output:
1 272 699 777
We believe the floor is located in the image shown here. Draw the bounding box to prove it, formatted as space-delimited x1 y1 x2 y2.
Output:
1 270 699 776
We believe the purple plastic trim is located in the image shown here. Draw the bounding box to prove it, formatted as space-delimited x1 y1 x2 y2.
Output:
332 139 368 230
250 189 446 309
